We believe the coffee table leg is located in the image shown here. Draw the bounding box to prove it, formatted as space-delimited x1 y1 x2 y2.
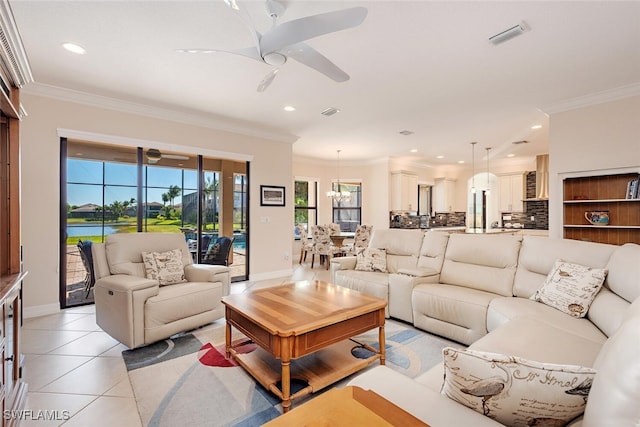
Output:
225 319 232 359
379 324 386 366
281 338 292 413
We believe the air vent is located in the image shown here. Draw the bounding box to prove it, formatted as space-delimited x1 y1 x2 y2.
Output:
399 130 414 136
512 140 529 145
321 107 340 116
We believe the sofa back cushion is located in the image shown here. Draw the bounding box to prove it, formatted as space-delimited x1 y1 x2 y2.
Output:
514 236 629 336
513 236 615 299
368 229 424 273
588 243 640 336
439 233 522 297
417 231 450 272
105 232 192 277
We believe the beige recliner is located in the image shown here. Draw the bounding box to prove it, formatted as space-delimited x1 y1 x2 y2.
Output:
92 232 230 348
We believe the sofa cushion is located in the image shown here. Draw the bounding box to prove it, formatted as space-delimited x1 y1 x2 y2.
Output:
441 347 595 427
105 232 192 277
142 249 188 286
471 316 605 368
530 259 607 318
367 229 424 273
417 230 450 271
355 248 388 272
144 281 222 328
582 297 640 427
487 298 608 344
513 236 615 299
412 284 497 345
439 233 522 297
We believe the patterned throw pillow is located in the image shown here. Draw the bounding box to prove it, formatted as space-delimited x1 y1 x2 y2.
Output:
441 347 595 427
355 248 387 272
142 249 187 286
530 259 607 318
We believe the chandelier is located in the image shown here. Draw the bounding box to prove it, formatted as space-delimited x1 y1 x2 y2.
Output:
327 150 351 202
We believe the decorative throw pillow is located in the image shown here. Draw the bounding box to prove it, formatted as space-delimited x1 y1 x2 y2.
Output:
530 259 607 318
355 248 387 272
142 249 187 286
441 347 595 427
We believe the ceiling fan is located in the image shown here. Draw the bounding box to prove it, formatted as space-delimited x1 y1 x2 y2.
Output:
145 149 190 164
177 0 368 92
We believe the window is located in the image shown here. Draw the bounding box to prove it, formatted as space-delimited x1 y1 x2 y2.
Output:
294 179 318 238
331 182 361 232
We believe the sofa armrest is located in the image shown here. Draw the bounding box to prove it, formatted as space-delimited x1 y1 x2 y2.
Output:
95 274 159 293
184 264 230 295
330 256 358 283
331 256 357 270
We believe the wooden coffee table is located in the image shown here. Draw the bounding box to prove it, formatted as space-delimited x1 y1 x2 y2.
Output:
221 280 387 412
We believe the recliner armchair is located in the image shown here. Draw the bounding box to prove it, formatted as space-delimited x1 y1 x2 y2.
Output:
92 232 230 348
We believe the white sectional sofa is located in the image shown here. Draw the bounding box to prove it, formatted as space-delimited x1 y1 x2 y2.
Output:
330 229 640 427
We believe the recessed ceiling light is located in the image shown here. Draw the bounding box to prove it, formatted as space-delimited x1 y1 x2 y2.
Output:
410 149 418 153
507 154 515 158
283 106 296 112
62 42 86 55
436 155 444 159
531 124 542 130
458 160 465 164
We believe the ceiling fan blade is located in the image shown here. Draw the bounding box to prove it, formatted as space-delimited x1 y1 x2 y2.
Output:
162 154 190 160
176 46 262 62
257 68 279 92
260 7 368 55
284 43 349 82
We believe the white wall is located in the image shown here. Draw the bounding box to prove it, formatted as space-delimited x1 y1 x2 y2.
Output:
20 93 294 317
548 95 640 237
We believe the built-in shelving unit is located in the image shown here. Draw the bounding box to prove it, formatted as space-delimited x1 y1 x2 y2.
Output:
563 172 640 245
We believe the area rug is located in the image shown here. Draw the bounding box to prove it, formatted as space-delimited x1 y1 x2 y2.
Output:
123 319 463 427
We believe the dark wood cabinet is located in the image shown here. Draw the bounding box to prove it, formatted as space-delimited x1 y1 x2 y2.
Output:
563 172 640 245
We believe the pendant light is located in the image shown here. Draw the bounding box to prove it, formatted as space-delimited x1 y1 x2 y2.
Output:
470 142 477 194
485 147 492 196
327 150 351 202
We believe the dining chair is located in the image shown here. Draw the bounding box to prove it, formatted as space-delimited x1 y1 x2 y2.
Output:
203 236 234 266
327 223 341 235
77 239 96 298
311 225 341 269
296 224 314 264
343 224 374 255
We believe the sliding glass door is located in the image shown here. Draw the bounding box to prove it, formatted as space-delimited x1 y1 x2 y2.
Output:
61 139 249 308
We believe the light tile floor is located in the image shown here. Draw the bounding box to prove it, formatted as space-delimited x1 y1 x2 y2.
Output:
21 262 331 426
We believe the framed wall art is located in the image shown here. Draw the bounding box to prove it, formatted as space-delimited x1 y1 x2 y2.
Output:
260 185 285 206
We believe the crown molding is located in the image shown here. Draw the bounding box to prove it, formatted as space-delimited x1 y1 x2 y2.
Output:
22 82 299 144
541 82 640 115
0 0 33 87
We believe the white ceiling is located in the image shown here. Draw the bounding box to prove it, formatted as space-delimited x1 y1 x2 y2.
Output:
9 0 640 167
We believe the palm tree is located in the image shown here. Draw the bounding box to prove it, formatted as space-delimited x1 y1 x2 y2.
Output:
203 176 217 229
168 185 181 208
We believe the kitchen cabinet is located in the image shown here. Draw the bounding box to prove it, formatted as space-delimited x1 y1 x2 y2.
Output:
499 173 525 212
563 172 640 245
390 170 418 211
433 178 456 212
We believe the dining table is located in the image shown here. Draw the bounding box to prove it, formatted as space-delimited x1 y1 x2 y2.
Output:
329 231 355 248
